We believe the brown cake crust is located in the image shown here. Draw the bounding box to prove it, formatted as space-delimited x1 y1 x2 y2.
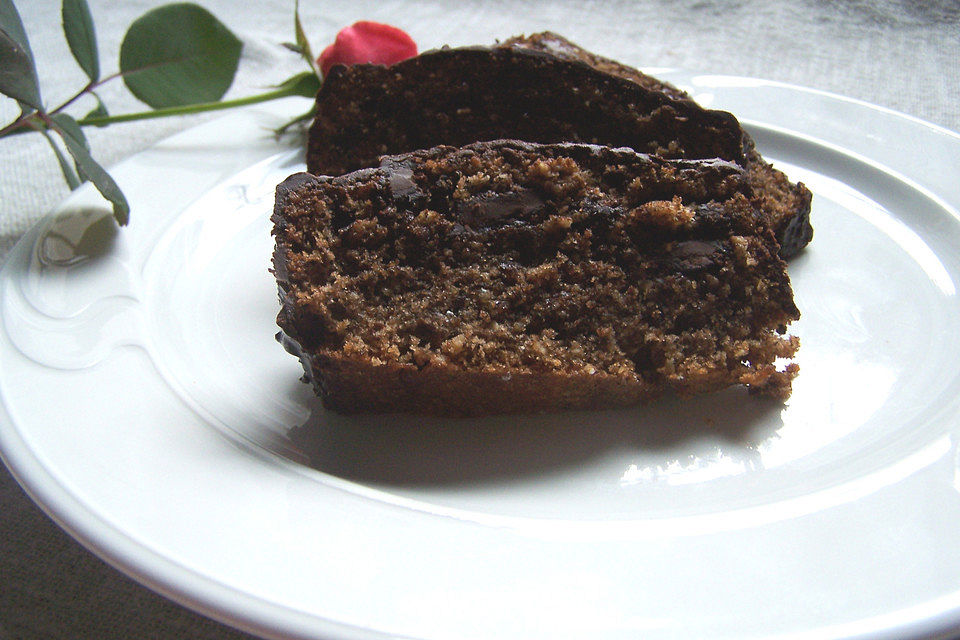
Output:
276 141 800 416
306 34 813 258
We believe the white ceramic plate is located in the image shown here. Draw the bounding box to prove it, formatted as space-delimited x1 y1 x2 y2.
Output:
3 77 960 640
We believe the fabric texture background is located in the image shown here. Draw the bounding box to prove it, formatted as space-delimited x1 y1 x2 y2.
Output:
1 1 958 638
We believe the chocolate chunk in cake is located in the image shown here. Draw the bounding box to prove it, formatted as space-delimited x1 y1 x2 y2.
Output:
306 33 812 258
274 140 800 416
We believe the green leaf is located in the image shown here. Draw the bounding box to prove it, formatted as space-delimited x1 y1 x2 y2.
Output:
293 0 318 75
39 128 82 190
51 113 130 225
50 112 88 150
84 91 108 125
281 41 302 54
0 0 41 107
275 71 320 99
62 0 99 82
119 3 242 109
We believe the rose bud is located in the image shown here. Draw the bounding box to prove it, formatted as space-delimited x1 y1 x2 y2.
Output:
318 21 417 76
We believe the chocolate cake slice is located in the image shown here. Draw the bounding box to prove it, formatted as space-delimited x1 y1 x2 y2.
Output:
306 33 813 258
274 140 800 416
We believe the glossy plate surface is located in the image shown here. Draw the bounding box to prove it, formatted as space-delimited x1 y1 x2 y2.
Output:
3 77 960 640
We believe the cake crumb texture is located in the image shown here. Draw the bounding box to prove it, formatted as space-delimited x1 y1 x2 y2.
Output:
274 141 800 415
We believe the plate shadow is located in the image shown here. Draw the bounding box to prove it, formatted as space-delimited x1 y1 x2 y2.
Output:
282 382 786 488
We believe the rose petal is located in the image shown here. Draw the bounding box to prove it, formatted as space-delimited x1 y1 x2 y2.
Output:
319 21 417 76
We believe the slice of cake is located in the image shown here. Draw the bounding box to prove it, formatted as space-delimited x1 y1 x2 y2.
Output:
306 33 813 258
274 140 800 416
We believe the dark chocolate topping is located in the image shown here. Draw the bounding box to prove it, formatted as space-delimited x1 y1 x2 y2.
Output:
455 188 546 228
667 240 724 273
381 157 427 208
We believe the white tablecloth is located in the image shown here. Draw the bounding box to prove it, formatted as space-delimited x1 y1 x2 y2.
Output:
1 1 958 638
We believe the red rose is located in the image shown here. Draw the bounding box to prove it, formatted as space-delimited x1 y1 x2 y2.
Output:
318 21 417 76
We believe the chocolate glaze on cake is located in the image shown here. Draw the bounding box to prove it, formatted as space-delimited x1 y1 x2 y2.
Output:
275 140 800 416
306 32 813 258
502 31 692 102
